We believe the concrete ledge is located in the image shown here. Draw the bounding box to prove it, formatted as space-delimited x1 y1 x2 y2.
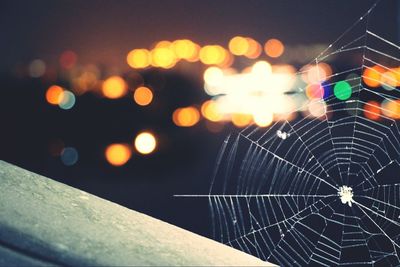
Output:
0 161 273 266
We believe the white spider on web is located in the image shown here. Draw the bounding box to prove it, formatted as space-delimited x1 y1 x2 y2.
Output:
176 1 400 266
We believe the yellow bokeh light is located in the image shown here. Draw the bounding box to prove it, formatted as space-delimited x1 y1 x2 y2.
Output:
253 112 273 127
105 144 132 166
231 113 252 127
151 47 177 69
134 132 157 155
155 40 173 48
229 36 249 56
201 100 223 122
127 49 150 69
173 106 200 127
172 39 198 60
134 86 153 106
199 45 226 65
264 39 285 58
102 76 127 99
46 85 64 105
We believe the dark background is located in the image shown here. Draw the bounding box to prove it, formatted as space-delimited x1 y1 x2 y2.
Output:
0 0 398 239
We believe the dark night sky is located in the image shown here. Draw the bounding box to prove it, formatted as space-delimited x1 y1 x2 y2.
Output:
1 0 396 70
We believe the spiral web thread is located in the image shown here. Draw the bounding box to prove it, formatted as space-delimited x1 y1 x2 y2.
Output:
176 1 400 265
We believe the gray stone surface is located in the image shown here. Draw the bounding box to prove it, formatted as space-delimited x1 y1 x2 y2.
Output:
0 161 273 266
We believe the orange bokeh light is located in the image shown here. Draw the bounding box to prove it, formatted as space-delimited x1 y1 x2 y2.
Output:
134 86 153 106
364 101 381 120
46 85 64 105
105 144 132 166
102 76 127 99
363 66 385 87
173 106 200 127
231 113 252 127
245 38 262 59
264 39 285 58
382 100 400 119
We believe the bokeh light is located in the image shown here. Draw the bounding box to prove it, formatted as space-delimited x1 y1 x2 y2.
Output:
264 39 284 58
46 85 64 105
228 36 249 56
363 65 384 87
252 61 272 76
134 132 157 155
305 84 324 100
204 66 224 86
172 39 198 61
201 100 224 122
59 50 77 69
245 38 262 59
231 113 252 127
381 100 400 119
61 147 79 166
28 59 46 78
127 49 151 69
308 100 327 117
334 81 352 100
151 47 176 68
58 90 76 110
134 86 153 106
172 106 200 127
364 101 381 120
380 70 398 90
253 112 273 127
105 143 132 166
102 76 128 99
199 45 227 65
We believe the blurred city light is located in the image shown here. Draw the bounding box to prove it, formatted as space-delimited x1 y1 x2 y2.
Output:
133 86 153 106
134 132 157 155
172 39 199 61
363 65 384 87
264 38 284 58
61 147 79 166
46 85 64 105
201 100 224 122
105 143 132 166
127 49 151 69
199 45 227 65
28 59 46 78
59 50 77 69
364 101 381 120
228 36 249 56
381 99 400 119
231 113 252 127
244 38 262 59
151 47 177 69
172 106 200 127
102 76 128 99
334 81 352 100
58 91 76 110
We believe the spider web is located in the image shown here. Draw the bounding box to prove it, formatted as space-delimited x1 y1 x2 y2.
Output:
177 1 400 265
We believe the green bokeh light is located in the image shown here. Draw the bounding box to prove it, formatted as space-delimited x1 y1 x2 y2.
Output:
334 81 352 100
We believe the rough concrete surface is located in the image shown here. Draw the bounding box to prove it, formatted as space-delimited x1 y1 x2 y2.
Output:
0 161 274 266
